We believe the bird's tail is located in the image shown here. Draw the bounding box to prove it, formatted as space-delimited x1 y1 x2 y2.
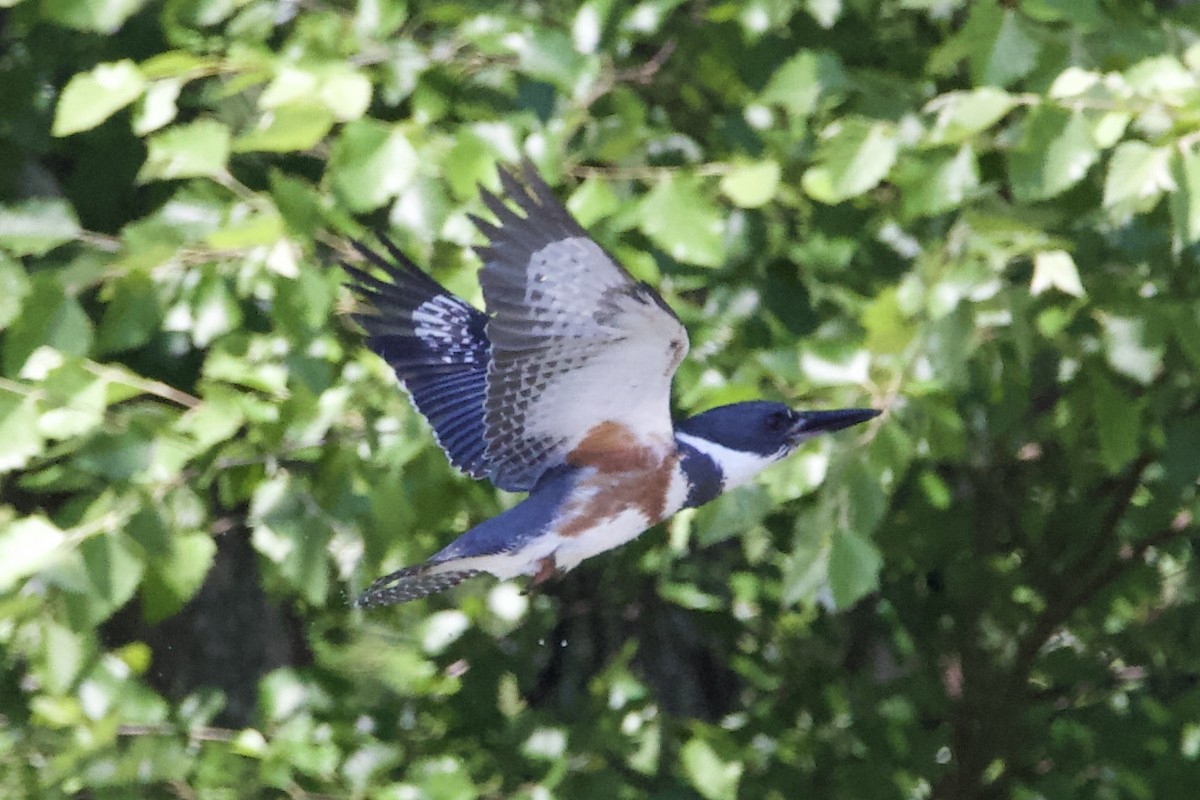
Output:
355 563 482 607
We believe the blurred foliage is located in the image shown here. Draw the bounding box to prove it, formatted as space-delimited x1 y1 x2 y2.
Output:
2 0 1200 798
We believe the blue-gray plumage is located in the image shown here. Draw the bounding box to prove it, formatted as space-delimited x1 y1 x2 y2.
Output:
344 161 880 606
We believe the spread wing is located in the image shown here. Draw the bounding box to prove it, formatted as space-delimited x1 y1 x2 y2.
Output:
343 238 492 480
471 162 690 491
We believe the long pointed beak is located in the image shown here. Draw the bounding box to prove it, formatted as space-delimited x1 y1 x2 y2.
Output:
791 408 881 438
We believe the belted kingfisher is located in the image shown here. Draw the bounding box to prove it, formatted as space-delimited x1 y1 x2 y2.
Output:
344 161 879 606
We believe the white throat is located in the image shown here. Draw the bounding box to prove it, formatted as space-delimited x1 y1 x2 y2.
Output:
675 432 781 491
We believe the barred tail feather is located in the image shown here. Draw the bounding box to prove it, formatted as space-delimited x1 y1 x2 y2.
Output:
354 564 482 607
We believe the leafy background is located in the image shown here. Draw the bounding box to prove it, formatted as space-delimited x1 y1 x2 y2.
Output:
3 0 1200 797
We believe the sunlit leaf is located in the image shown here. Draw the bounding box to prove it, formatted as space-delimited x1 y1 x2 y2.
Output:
719 160 781 208
0 515 65 590
137 119 232 182
1008 108 1098 201
681 739 742 800
0 393 44 473
637 174 725 266
132 78 181 135
1103 141 1172 219
802 119 898 204
1170 147 1200 246
925 87 1017 145
760 50 847 118
0 198 81 257
329 120 419 212
233 105 334 153
42 0 149 33
52 59 145 135
1030 250 1084 297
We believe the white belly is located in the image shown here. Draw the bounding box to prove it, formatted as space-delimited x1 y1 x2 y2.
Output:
429 461 692 580
550 507 654 572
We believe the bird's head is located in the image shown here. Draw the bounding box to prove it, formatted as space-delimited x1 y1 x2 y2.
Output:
675 400 880 491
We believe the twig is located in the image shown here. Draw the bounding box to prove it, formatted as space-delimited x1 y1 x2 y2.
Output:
118 723 239 742
565 161 730 180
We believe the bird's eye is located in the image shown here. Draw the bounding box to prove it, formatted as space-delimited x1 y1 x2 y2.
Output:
766 410 793 433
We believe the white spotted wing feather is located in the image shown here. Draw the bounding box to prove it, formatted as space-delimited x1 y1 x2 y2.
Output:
473 163 690 491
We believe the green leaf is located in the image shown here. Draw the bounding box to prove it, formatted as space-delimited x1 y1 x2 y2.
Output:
318 68 373 121
861 286 914 356
443 133 495 200
250 476 332 605
203 346 287 396
1124 55 1195 100
329 121 419 212
139 50 212 80
141 533 216 622
1030 250 1084 297
0 198 81 256
893 145 980 217
38 358 109 440
507 27 587 89
137 119 231 182
41 621 88 694
1103 141 1171 219
690 484 773 547
175 390 246 449
805 0 842 28
1100 315 1162 385
925 88 1018 145
637 175 725 267
567 176 620 227
1169 147 1200 246
60 532 145 624
42 0 149 33
74 428 155 481
269 170 326 236
132 79 181 135
572 1 608 53
0 255 31 330
260 65 372 122
680 739 742 800
96 272 161 354
1092 375 1140 471
2 283 93 375
719 160 781 208
802 119 898 204
52 59 146 136
234 105 334 153
1023 0 1100 26
659 582 724 611
759 50 846 118
1008 108 1098 202
782 514 832 607
962 4 1041 87
0 516 66 591
1168 303 1200 372
828 528 882 608
0 393 44 473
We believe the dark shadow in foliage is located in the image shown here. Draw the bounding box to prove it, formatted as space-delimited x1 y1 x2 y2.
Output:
526 552 741 721
103 527 310 727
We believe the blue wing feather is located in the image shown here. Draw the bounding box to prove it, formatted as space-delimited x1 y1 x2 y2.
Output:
344 237 494 481
354 466 579 606
431 466 578 562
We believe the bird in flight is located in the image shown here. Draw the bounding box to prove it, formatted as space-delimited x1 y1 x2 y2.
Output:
344 161 879 606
